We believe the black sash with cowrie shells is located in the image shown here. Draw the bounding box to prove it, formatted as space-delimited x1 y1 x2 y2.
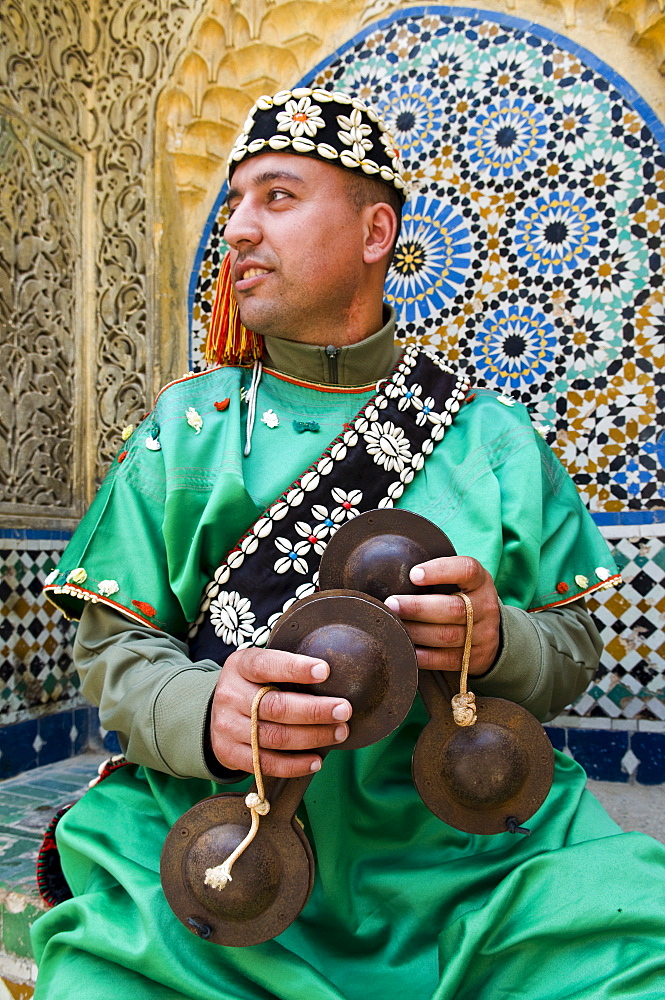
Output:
188 347 470 665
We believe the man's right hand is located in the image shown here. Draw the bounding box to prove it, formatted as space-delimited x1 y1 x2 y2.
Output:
210 647 352 778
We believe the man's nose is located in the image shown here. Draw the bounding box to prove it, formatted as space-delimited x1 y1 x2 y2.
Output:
224 199 261 249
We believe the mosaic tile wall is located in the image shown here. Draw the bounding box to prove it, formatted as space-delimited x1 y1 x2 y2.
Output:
189 6 665 734
0 536 79 728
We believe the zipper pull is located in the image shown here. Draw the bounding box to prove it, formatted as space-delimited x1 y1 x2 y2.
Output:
325 345 339 384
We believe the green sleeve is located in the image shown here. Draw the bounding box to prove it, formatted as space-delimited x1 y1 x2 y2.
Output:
473 598 603 721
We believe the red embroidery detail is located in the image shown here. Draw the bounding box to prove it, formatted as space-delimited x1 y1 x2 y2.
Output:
342 501 352 509
132 600 156 616
464 392 477 404
556 581 569 594
214 398 230 411
117 451 128 463
307 534 317 544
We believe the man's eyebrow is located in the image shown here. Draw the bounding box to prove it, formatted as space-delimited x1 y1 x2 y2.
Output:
226 170 305 204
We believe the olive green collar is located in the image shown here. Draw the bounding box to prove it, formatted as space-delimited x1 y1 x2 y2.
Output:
262 307 401 387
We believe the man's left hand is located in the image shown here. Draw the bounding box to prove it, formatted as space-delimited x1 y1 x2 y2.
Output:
384 556 500 675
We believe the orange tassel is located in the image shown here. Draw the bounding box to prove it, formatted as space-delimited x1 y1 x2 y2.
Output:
205 253 264 367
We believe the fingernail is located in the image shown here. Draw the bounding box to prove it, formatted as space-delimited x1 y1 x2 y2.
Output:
311 662 328 680
310 759 322 772
384 596 400 613
332 703 351 721
334 725 347 742
410 566 425 583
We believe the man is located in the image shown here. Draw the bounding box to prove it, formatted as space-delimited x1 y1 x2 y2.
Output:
33 90 665 998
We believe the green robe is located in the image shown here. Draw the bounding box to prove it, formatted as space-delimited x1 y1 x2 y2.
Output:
33 353 665 998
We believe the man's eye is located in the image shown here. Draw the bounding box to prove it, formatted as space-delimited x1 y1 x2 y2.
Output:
268 189 290 203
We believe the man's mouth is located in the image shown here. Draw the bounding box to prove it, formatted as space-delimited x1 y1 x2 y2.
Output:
235 265 272 291
242 267 270 279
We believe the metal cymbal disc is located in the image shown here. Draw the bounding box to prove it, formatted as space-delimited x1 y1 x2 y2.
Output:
268 590 417 750
412 695 554 835
319 508 458 599
160 792 314 947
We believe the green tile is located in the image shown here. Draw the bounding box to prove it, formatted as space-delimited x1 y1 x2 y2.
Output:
1 901 44 959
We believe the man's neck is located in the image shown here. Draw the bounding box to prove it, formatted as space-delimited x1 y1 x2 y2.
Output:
262 307 401 387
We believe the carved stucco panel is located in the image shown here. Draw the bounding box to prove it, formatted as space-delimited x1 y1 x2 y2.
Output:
0 110 81 514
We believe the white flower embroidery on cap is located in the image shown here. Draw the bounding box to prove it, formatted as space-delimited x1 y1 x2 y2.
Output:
98 580 120 597
276 96 325 137
337 109 373 164
209 591 256 646
363 421 412 473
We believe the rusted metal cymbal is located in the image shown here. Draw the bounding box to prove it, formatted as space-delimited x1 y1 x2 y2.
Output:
413 671 554 835
267 589 417 750
161 775 315 947
319 508 458 600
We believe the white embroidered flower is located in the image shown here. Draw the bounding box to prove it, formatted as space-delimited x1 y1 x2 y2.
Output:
274 537 310 575
330 487 363 519
209 591 256 646
337 109 373 163
294 521 327 556
363 421 412 473
145 435 161 451
98 580 120 597
497 394 516 407
575 574 589 588
595 566 611 581
397 383 423 412
276 96 325 137
186 407 203 433
261 409 279 428
67 567 87 585
44 569 58 586
415 397 438 426
534 424 554 439
311 504 347 535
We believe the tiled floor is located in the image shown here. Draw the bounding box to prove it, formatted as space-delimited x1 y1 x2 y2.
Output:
0 753 105 998
0 754 661 997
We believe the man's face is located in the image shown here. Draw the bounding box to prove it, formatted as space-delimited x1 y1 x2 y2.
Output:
224 153 369 345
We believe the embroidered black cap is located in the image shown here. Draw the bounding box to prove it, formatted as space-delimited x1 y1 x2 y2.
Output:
227 87 408 201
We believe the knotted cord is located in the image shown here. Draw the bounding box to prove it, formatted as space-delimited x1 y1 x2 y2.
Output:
204 685 276 891
450 592 477 727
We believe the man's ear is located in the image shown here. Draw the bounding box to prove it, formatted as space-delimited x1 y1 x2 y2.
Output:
362 203 398 267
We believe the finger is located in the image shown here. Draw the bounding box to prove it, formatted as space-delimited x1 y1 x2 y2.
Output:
415 645 464 672
257 720 349 751
228 647 330 686
258 688 352 725
385 592 467 624
230 745 326 779
409 555 486 591
399 620 467 649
